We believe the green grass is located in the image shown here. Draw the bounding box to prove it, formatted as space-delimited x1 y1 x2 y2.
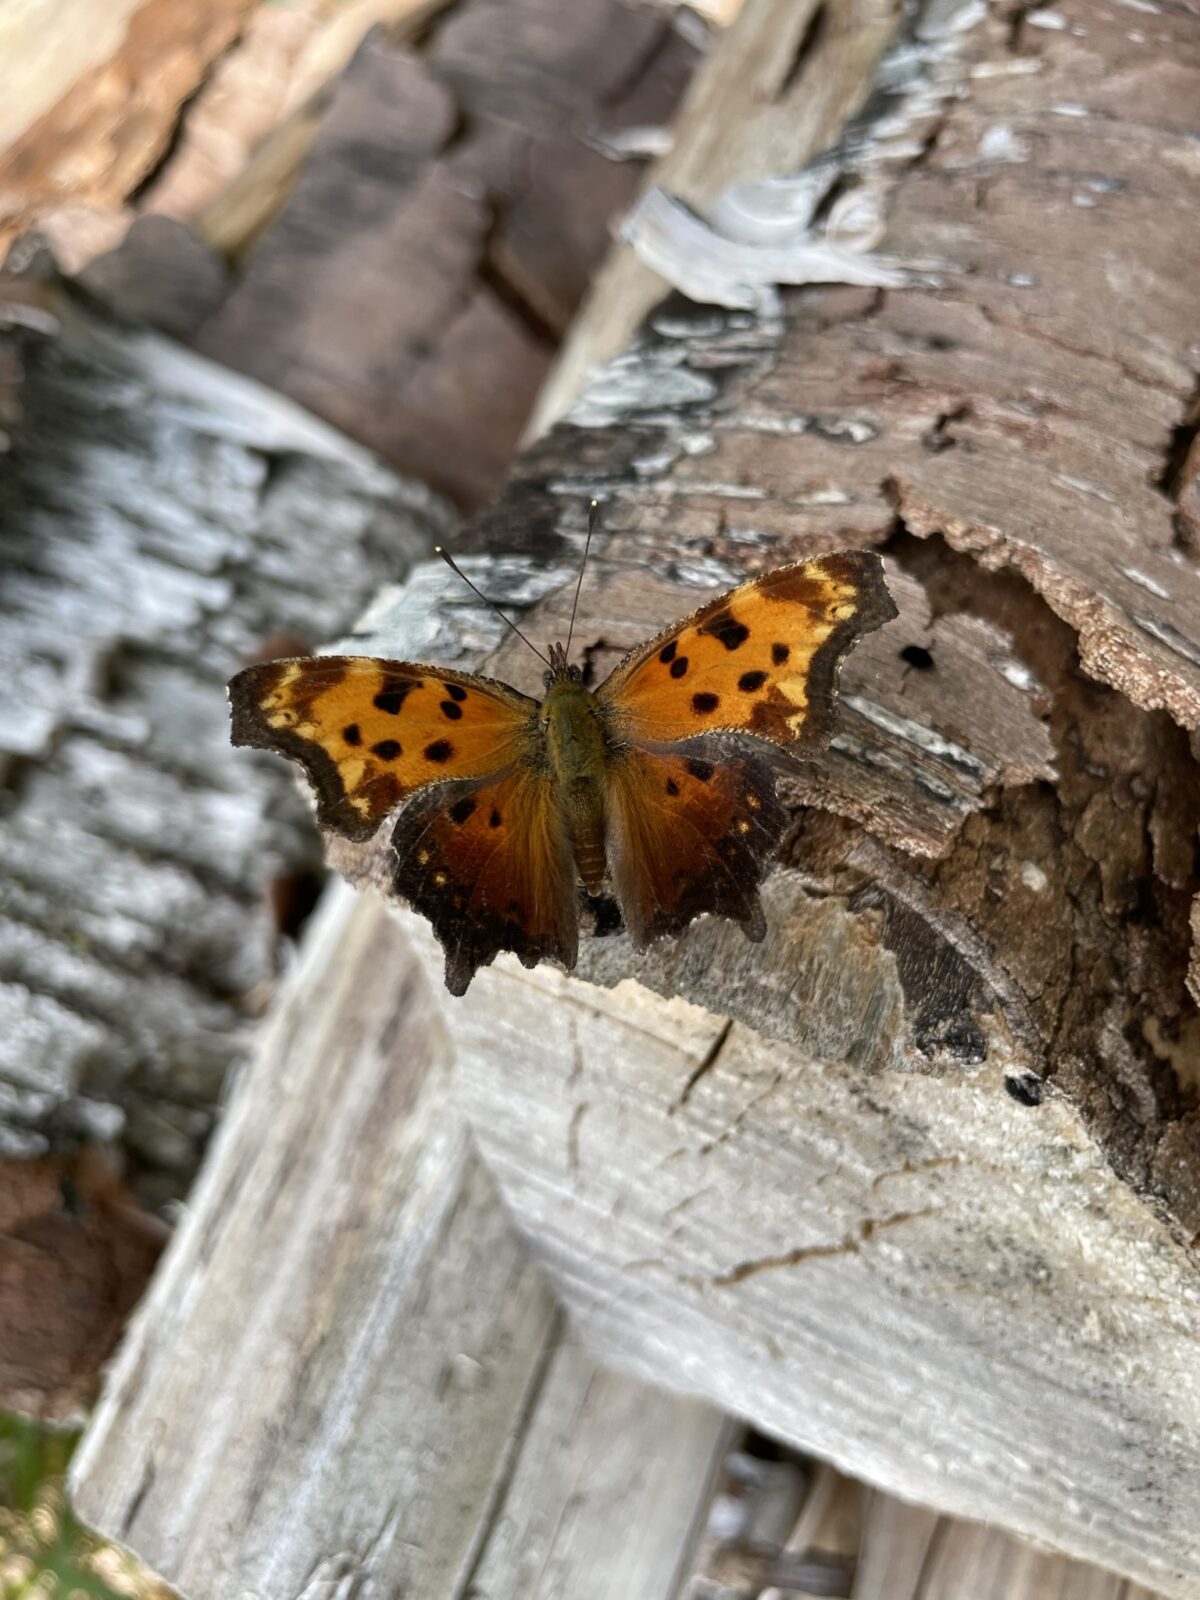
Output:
0 1414 169 1600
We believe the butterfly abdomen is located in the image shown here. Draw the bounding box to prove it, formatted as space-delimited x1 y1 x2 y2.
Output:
542 678 610 894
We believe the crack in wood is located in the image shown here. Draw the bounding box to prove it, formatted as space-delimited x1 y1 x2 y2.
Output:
450 1307 566 1600
709 1207 940 1289
699 1068 786 1155
670 1018 734 1113
566 1099 589 1179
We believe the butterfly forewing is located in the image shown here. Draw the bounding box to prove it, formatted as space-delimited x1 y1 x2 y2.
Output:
598 552 895 751
390 765 578 996
229 656 537 839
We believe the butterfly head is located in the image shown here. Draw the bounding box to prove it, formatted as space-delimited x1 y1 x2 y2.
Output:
543 641 583 690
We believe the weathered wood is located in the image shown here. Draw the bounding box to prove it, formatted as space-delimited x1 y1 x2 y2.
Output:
368 914 1200 1598
0 267 446 1200
70 885 1183 1599
293 0 1200 1587
71 885 730 1600
530 0 904 437
725 1468 1170 1600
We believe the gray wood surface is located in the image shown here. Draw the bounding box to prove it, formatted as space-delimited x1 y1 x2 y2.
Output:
66 0 1200 1592
0 267 444 1200
382 911 1200 1599
71 886 729 1600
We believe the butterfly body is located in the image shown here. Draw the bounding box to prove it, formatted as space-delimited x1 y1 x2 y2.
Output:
541 655 611 894
230 550 897 995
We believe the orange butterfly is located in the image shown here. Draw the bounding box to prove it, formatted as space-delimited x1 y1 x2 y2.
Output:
229 537 895 995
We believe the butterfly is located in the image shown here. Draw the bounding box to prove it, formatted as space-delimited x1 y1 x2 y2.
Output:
229 532 895 995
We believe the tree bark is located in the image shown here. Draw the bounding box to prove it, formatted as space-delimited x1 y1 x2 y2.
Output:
70 0 1200 1592
314 0 1200 1588
0 266 445 1201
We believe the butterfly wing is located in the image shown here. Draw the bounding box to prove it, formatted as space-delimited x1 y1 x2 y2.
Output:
597 552 895 751
605 740 789 948
597 552 895 948
229 656 537 839
390 765 577 995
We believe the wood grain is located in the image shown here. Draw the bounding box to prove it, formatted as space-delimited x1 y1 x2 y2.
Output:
388 913 1200 1598
70 886 729 1600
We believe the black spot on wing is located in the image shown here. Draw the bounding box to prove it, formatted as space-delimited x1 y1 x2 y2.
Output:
700 609 750 651
692 692 719 715
659 640 677 664
449 796 476 824
489 808 502 828
772 643 790 666
669 656 689 679
425 740 454 763
343 723 362 746
443 682 468 701
738 670 767 692
440 700 463 720
666 777 680 796
374 677 419 714
372 739 402 760
686 757 713 782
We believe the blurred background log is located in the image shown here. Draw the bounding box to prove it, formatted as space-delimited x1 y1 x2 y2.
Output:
0 265 442 1200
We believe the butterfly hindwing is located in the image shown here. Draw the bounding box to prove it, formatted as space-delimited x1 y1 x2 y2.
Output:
605 739 789 949
229 656 537 840
598 552 896 751
390 765 578 996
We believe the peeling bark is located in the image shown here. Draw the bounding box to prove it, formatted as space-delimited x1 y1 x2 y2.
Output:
334 0 1200 1243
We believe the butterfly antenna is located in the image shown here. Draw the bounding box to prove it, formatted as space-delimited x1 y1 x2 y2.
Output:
565 499 599 659
435 546 551 666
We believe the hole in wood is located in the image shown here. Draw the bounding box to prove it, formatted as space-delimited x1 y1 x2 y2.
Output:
899 644 935 671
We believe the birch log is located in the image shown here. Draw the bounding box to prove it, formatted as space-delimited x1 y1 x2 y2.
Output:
73 0 1200 1593
313 0 1198 1589
0 266 446 1199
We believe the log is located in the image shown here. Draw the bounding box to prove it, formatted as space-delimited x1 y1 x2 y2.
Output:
71 887 730 1600
0 264 446 1202
304 0 1199 1589
71 0 1200 1592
